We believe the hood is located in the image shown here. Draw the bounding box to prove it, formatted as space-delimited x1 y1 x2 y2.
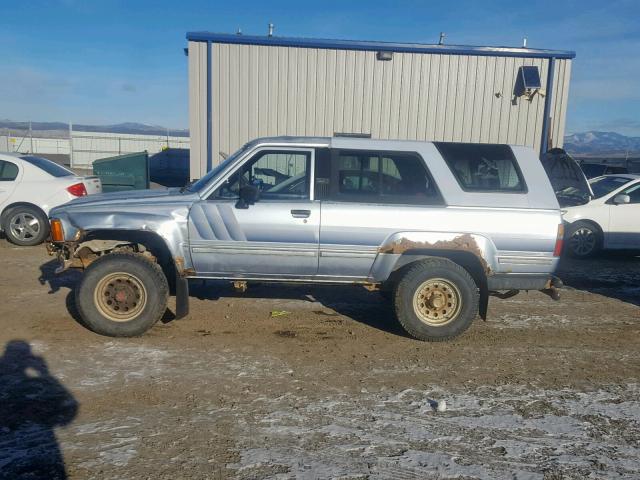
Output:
50 188 197 215
540 149 593 207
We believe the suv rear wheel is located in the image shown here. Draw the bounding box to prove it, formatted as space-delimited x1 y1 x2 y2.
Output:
394 258 479 341
75 252 169 337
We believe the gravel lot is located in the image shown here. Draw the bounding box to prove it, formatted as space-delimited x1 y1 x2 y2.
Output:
0 240 639 479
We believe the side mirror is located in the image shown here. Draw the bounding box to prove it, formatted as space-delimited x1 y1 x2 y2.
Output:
613 194 631 205
235 184 260 209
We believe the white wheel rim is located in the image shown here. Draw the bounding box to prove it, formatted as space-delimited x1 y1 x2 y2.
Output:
412 278 462 327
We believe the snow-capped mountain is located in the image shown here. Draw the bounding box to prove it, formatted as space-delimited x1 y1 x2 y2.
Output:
564 131 640 155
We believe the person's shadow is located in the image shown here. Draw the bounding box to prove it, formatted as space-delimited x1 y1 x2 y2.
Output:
0 340 78 479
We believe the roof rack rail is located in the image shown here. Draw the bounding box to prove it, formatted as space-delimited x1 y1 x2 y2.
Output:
333 132 372 138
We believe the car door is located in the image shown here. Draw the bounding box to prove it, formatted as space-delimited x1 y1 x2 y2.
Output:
0 160 21 212
187 148 320 276
317 148 445 279
607 181 640 248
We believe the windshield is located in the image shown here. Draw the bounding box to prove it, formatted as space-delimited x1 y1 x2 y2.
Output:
186 144 251 193
589 176 633 199
21 155 75 177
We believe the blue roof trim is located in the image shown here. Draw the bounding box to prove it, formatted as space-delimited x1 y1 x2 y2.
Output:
186 32 576 59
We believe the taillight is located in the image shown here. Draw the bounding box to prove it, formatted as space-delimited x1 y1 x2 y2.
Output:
67 182 87 197
50 219 64 242
553 224 565 257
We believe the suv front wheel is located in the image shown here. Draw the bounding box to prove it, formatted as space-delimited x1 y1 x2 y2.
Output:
75 252 169 337
394 258 479 341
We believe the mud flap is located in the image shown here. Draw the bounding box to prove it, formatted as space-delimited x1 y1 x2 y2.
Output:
175 276 189 319
479 288 489 320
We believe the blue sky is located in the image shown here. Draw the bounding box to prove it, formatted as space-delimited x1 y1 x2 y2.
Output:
1 0 639 135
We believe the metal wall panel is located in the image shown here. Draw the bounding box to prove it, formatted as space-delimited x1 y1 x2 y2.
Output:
188 41 207 178
189 42 573 178
549 58 572 149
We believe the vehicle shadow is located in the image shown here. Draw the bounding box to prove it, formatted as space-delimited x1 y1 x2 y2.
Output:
557 251 640 307
0 340 78 479
189 280 408 337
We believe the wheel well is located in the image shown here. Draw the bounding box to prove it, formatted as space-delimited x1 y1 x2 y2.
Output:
81 230 178 291
0 202 48 226
568 219 603 235
387 250 489 319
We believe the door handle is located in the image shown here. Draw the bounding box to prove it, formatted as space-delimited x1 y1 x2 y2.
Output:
291 209 311 218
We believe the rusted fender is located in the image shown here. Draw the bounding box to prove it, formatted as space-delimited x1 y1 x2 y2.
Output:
370 231 499 282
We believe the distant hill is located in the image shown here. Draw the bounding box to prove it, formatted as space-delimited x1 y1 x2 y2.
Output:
0 120 189 138
564 131 640 156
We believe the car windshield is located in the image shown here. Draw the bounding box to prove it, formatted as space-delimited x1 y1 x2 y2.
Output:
21 155 75 177
186 144 251 193
589 176 633 199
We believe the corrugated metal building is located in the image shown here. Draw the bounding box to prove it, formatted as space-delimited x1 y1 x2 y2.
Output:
186 32 575 179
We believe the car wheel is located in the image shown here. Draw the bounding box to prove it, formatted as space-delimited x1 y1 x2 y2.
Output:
394 258 479 341
2 205 49 246
566 221 601 258
75 252 169 337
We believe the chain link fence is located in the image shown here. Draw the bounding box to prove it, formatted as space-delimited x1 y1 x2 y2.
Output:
0 126 190 168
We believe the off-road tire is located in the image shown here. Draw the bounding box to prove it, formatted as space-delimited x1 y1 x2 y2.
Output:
2 205 49 246
566 221 602 258
75 252 169 337
394 258 479 341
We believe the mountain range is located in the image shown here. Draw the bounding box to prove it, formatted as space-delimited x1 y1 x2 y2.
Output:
0 120 189 138
563 131 640 156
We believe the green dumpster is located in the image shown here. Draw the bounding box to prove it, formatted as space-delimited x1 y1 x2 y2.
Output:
92 152 149 192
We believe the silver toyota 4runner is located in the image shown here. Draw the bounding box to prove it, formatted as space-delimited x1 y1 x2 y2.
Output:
48 136 564 341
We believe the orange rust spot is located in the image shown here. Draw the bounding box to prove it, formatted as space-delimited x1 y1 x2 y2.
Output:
380 234 490 272
175 256 196 277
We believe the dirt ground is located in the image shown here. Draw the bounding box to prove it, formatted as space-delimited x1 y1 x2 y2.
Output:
0 241 638 479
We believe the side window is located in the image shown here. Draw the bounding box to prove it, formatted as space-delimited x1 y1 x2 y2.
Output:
330 150 443 205
212 150 311 200
338 154 380 195
435 143 526 192
621 183 640 204
0 160 19 181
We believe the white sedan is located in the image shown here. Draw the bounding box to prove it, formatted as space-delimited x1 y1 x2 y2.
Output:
0 153 101 246
562 174 640 257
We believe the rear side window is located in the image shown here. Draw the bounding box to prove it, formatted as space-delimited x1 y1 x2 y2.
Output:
20 155 74 178
330 150 443 205
435 143 526 192
0 160 19 181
